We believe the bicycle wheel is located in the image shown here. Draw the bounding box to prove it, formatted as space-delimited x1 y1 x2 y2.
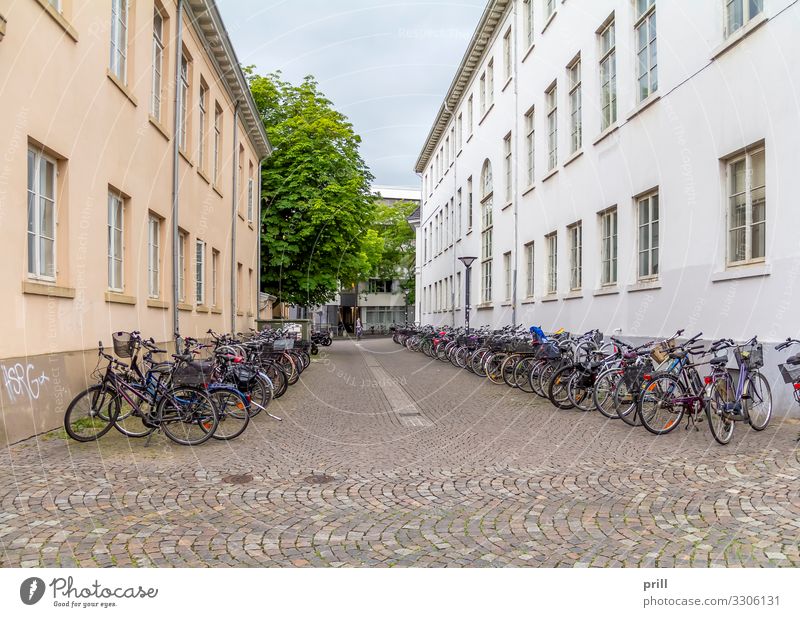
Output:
706 378 735 445
567 371 594 412
529 360 549 397
593 368 621 419
64 384 119 442
113 386 157 438
537 362 560 400
207 388 250 441
514 357 536 393
248 373 274 416
548 365 577 409
501 354 520 387
745 371 772 431
639 373 686 435
158 385 218 446
486 353 508 384
262 362 288 399
614 380 642 426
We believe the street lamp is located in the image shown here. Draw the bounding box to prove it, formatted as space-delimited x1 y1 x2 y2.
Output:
458 256 477 334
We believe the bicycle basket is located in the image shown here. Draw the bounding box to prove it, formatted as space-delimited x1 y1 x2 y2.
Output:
112 332 135 358
592 331 604 346
778 363 800 384
650 339 675 365
537 342 561 360
172 360 214 387
229 364 259 391
734 343 763 370
622 360 653 390
273 338 294 351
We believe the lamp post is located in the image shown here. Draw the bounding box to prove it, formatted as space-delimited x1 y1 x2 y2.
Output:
458 256 477 334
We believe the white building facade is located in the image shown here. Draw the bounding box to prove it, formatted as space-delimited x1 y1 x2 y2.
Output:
415 0 800 413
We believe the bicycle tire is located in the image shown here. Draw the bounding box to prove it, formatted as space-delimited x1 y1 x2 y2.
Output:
514 357 536 393
745 371 772 431
208 387 250 440
614 380 642 426
567 370 594 412
638 373 686 435
706 379 735 445
593 368 621 419
548 365 577 409
159 385 218 446
64 385 118 442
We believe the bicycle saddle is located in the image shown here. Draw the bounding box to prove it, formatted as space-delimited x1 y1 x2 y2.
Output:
787 354 800 366
709 355 727 366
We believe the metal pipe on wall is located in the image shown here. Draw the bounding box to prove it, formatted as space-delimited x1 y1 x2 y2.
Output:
170 0 184 338
230 103 240 333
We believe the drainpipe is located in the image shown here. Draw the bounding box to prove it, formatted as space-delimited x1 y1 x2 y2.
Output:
443 100 456 327
511 0 520 328
230 103 240 333
170 0 184 338
256 157 264 325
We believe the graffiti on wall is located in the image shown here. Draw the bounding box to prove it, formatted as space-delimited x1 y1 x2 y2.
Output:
1 362 51 403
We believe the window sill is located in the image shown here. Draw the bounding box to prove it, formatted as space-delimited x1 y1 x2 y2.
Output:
467 134 474 144
196 304 211 313
466 229 473 236
105 292 136 305
478 104 495 126
542 167 559 183
106 70 138 107
711 14 767 61
522 184 536 197
22 281 75 299
34 0 79 42
238 212 246 222
236 311 245 317
475 303 493 311
501 77 513 93
541 11 557 34
501 201 513 211
563 149 583 168
626 93 661 122
197 168 211 185
248 222 255 230
521 43 535 63
501 302 513 307
593 123 620 146
564 291 583 301
147 298 169 309
178 303 193 312
211 307 223 314
149 116 170 141
521 299 535 305
593 286 620 297
179 148 194 167
627 280 661 294
541 295 559 303
247 311 254 317
213 185 224 198
711 263 770 283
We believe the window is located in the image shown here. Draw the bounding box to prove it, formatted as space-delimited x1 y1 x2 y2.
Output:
568 222 583 290
467 176 474 230
211 249 219 307
238 145 245 212
213 104 222 185
199 82 208 172
195 240 205 305
48 0 61 10
503 28 513 81
726 0 763 37
444 136 450 169
247 162 255 222
151 8 165 120
457 188 463 239
444 204 450 247
487 59 495 107
568 57 582 154
546 232 557 295
524 242 535 297
456 272 462 308
546 83 558 170
637 191 659 279
479 73 487 116
503 133 513 203
524 107 535 186
727 147 765 264
368 279 393 293
107 192 124 291
504 252 512 301
635 0 658 102
599 18 617 130
600 208 618 286
468 95 474 135
456 114 463 152
26 149 57 281
147 215 160 298
480 160 493 304
545 0 556 21
110 0 128 83
523 0 534 48
450 127 455 161
179 54 190 152
178 231 187 302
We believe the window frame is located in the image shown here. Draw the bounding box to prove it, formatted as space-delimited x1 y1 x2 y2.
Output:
109 0 129 84
503 132 513 204
524 106 535 186
151 7 165 120
546 232 558 295
503 251 512 302
179 53 190 152
600 207 618 286
635 0 658 103
107 192 125 292
546 83 558 171
726 146 766 266
568 222 583 291
27 148 58 282
637 190 660 280
480 160 494 304
147 214 161 299
523 0 534 48
178 230 187 303
195 239 206 305
725 0 764 38
213 104 222 186
568 56 582 154
503 28 513 82
524 242 535 298
599 17 617 130
211 248 220 308
198 81 208 172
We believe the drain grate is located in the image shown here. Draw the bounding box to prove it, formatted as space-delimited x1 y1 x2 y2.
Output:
222 474 253 485
303 474 336 485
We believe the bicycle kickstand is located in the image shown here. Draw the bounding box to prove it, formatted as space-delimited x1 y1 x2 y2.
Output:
267 411 283 421
144 430 156 447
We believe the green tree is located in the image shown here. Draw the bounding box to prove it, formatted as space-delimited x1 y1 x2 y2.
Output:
369 199 417 305
246 69 380 306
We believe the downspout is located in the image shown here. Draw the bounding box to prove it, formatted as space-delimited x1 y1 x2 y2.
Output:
444 100 456 328
256 157 264 323
511 0 520 328
230 103 240 332
170 0 184 338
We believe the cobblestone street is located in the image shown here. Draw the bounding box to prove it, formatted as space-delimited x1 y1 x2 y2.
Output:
1 338 799 568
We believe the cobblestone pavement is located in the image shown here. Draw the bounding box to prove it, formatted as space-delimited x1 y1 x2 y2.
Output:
1 339 799 567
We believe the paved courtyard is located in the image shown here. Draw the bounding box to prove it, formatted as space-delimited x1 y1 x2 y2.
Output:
1 338 799 567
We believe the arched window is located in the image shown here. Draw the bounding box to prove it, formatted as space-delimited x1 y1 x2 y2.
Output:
480 160 493 303
481 159 493 198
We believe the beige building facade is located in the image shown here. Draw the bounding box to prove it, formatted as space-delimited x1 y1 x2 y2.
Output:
0 0 271 445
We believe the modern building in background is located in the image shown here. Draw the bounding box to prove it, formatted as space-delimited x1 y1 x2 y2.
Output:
0 0 270 445
415 0 800 413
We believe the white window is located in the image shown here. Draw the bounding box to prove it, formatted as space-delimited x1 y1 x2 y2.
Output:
635 0 658 102
199 83 208 172
727 148 766 265
524 242 535 297
48 0 61 11
503 133 512 203
545 0 556 21
726 0 763 37
444 136 450 169
487 59 495 107
456 272 462 308
525 107 535 186
480 161 493 304
247 173 255 223
599 18 617 130
107 193 124 291
195 240 205 305
568 222 583 290
457 188 463 239
467 176 473 230
503 28 513 81
178 231 187 302
468 95 474 135
546 83 558 170
179 54 189 152
600 208 618 286
444 204 450 247
211 249 219 307
213 105 222 185
456 114 463 152
504 252 512 301
523 0 534 48
450 127 455 162
27 150 57 281
109 0 128 83
568 57 582 154
479 73 487 116
546 233 557 295
151 8 164 120
637 191 659 279
147 215 160 298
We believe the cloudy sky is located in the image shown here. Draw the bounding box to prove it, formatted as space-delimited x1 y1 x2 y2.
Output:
216 0 485 188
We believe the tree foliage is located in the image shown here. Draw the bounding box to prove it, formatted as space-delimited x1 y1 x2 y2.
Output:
370 199 417 304
247 69 380 306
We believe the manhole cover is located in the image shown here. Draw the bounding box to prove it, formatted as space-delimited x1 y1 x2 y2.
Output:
222 474 253 485
303 474 336 485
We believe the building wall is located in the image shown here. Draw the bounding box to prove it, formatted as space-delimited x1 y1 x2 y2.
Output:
0 0 266 444
416 0 800 414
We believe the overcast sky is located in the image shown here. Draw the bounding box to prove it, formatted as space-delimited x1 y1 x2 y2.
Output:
216 0 485 188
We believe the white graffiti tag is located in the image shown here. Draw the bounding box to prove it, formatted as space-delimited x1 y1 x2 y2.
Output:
1 363 51 403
